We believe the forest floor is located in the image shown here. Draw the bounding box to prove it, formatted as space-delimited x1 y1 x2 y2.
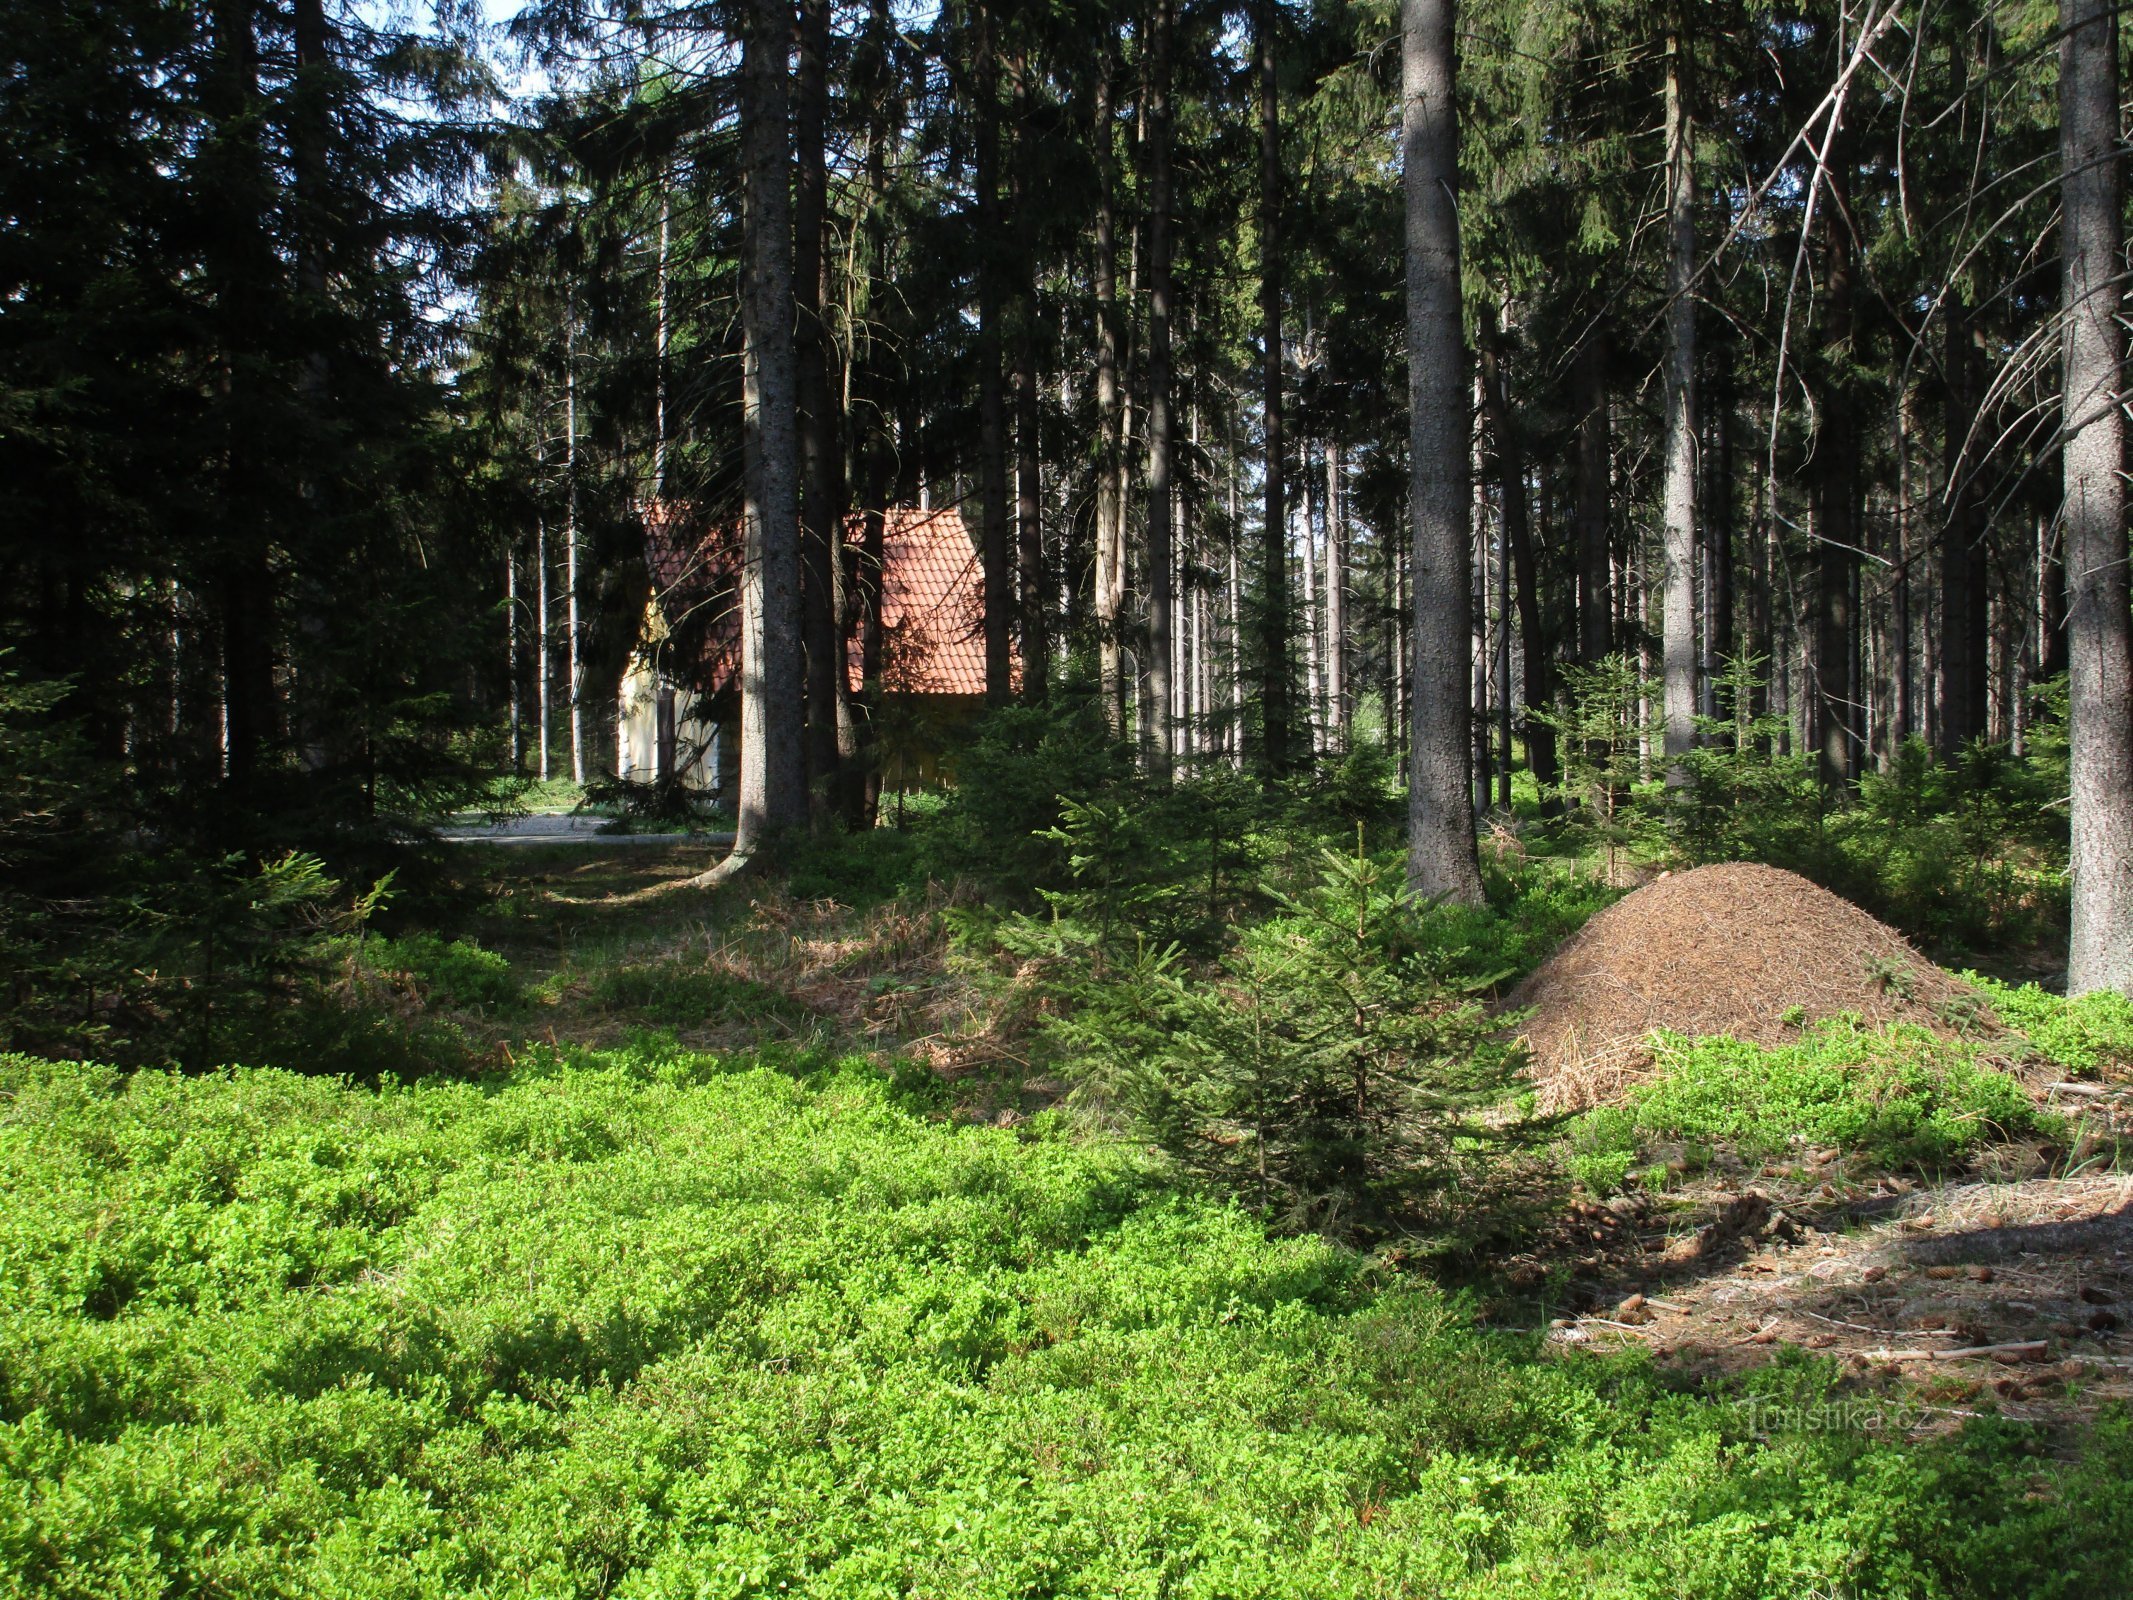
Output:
439 839 2133 1441
1502 1162 2133 1434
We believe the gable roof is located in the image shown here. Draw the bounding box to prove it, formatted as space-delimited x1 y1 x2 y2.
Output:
639 501 991 699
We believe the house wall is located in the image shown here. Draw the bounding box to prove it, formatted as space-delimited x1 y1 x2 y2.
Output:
615 653 726 794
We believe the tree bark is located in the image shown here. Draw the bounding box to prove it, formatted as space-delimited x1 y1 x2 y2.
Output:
565 315 584 786
726 0 808 862
974 4 1012 706
1092 66 1127 737
1708 355 1736 716
1325 439 1346 749
842 0 896 826
1257 0 1293 774
2061 0 2133 993
206 0 278 792
1144 0 1175 777
1659 34 1698 783
795 0 846 799
1015 62 1046 704
1402 0 1482 903
1574 328 1611 665
1813 139 1859 793
1937 293 1989 755
1478 307 1557 809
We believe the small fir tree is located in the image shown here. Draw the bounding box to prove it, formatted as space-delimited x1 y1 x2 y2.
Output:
1059 836 1530 1241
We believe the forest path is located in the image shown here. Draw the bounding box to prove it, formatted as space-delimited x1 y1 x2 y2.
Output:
439 813 734 846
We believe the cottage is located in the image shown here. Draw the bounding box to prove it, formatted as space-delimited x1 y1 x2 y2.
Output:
615 502 993 797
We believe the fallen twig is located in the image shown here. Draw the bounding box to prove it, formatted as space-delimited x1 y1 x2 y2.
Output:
1863 1340 2048 1363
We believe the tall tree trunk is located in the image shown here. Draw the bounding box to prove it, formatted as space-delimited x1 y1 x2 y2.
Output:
975 5 1012 705
1750 452 1772 724
652 182 677 779
1660 33 1699 783
842 0 896 826
507 547 521 769
795 0 845 800
1471 410 1491 815
2061 0 2133 994
1813 141 1859 793
726 0 808 859
1403 0 1482 903
536 517 550 782
206 0 277 793
1257 0 1293 774
1015 71 1046 704
1938 293 1989 755
565 315 584 786
1574 328 1611 664
1325 440 1346 749
1143 0 1175 777
1092 67 1127 736
1708 356 1736 717
1303 441 1321 748
1494 440 1512 810
1478 307 1557 809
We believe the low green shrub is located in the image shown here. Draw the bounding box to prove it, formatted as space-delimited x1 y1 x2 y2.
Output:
780 822 928 906
364 931 522 1010
1 1050 2129 1597
1965 972 2133 1080
582 961 801 1029
1569 1019 2043 1190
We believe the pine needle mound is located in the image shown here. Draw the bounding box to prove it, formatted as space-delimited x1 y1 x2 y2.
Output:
1511 862 1986 1111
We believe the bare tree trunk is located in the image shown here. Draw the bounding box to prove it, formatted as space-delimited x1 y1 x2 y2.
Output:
652 183 677 780
1303 442 1321 750
1092 67 1127 737
1495 444 1512 811
1938 293 1989 755
1325 439 1346 749
1257 0 1292 774
1814 140 1859 793
1144 0 1175 777
1574 330 1611 664
1403 0 1482 903
1660 33 1698 783
974 6 1012 707
1479 309 1556 806
565 316 585 786
1709 355 1736 716
796 0 845 799
507 546 521 770
1472 412 1491 816
536 517 550 783
722 0 808 863
206 5 278 793
1015 98 1046 705
1229 426 1245 766
842 0 895 827
2062 0 2133 993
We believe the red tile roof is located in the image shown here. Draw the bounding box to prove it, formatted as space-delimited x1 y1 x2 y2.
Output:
639 501 993 700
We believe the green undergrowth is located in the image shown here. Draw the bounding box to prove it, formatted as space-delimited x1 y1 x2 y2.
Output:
4 1046 2130 1598
362 931 524 1012
580 961 805 1029
1966 972 2133 1080
1569 1019 2047 1194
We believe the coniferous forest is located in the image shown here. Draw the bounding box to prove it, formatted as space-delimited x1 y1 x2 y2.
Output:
12 0 2133 1593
